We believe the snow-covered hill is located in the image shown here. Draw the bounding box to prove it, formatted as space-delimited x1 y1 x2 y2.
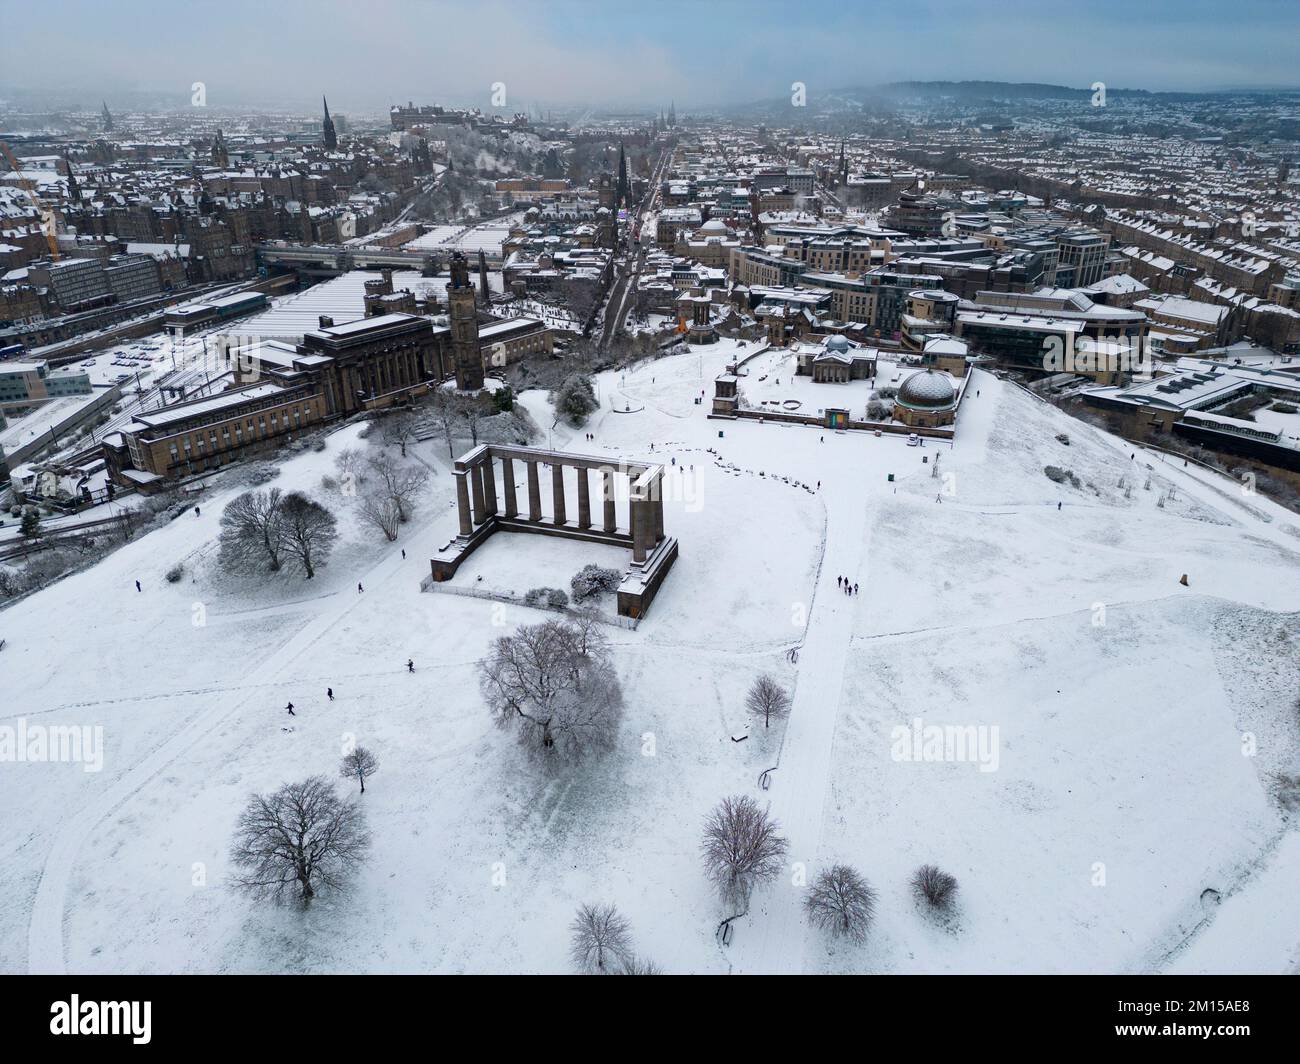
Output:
1 348 1296 974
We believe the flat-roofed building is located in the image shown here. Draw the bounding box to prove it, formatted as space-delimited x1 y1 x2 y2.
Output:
107 380 327 488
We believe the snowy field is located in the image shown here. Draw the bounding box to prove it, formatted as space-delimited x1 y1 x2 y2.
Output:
1 344 1297 974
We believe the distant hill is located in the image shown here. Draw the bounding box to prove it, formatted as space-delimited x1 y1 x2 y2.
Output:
728 79 1298 115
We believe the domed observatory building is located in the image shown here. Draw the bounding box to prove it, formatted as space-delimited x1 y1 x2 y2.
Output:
894 368 957 428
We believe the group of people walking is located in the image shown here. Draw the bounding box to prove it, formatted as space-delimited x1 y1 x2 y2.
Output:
284 661 414 716
837 575 859 596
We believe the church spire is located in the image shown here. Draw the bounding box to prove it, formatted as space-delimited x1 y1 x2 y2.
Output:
322 95 337 150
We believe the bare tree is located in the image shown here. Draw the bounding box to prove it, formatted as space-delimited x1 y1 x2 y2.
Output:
358 489 402 541
460 393 490 446
279 492 338 579
746 674 791 729
616 955 663 975
426 387 464 459
217 487 285 572
479 618 624 762
368 452 430 522
569 902 633 974
805 864 876 942
700 795 788 907
568 606 609 660
382 409 420 458
229 775 370 907
334 447 365 492
339 746 380 794
912 864 959 911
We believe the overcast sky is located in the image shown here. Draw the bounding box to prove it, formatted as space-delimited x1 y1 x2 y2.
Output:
2 0 1297 113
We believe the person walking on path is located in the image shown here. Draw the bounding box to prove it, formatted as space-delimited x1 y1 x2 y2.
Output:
407 659 415 673
286 702 295 716
401 549 406 559
135 580 141 592
326 688 334 701
358 582 364 593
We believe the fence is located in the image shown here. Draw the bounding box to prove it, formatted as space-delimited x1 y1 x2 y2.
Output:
420 574 639 630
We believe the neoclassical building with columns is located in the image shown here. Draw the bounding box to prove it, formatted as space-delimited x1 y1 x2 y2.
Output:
427 444 678 620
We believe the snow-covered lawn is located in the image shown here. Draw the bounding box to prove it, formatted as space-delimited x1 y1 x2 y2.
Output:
1 350 1297 974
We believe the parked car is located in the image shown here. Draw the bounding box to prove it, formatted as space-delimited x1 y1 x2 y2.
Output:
907 433 920 447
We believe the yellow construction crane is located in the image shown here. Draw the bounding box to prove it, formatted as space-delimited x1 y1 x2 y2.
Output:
0 140 61 260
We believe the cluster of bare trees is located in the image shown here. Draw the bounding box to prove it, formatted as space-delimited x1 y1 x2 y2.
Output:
569 902 660 975
426 387 495 459
218 488 338 579
699 792 959 943
801 861 959 941
478 613 623 763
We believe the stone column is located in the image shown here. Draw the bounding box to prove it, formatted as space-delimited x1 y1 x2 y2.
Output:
576 467 591 529
551 463 567 526
631 491 650 563
455 469 472 537
501 456 517 519
481 455 498 516
652 471 664 543
470 458 487 525
602 468 616 533
527 460 542 521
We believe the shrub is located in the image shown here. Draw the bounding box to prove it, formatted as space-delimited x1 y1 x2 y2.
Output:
165 563 185 583
524 586 569 609
912 864 959 910
553 374 598 426
570 564 622 602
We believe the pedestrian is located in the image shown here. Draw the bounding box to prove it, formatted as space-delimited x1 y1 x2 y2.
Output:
286 702 295 716
853 582 858 595
976 389 980 397
837 575 842 588
816 480 821 489
407 658 414 673
135 580 141 592
326 688 334 701
936 493 942 503
401 549 406 559
358 582 364 593
1057 501 1062 511
195 506 201 516
820 435 824 443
